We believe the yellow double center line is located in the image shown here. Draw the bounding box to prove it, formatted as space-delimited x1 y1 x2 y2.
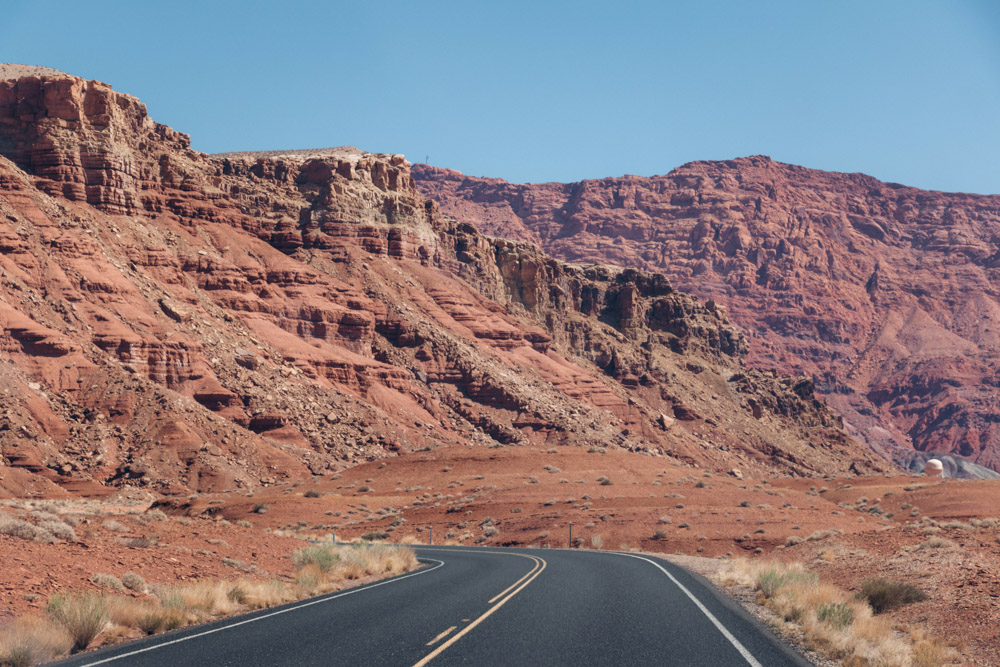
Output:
412 552 547 666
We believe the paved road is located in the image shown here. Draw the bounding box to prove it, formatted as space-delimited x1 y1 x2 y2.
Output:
53 546 809 666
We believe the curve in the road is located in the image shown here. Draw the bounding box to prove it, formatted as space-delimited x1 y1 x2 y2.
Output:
611 552 761 667
413 551 545 666
51 545 809 667
73 558 447 666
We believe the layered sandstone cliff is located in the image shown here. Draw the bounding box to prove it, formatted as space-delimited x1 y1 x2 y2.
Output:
0 69 891 498
413 159 1000 472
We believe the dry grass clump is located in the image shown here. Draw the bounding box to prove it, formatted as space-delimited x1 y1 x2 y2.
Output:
0 544 420 663
719 559 947 666
46 592 109 653
0 616 72 667
293 545 341 572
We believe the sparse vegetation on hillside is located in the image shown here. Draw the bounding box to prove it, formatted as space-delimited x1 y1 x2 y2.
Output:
0 543 419 664
720 559 948 666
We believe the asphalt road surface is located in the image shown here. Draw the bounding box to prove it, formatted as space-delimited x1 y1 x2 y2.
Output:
53 545 810 666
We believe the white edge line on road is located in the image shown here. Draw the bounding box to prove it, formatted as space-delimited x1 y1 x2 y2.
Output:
613 552 763 667
77 558 446 666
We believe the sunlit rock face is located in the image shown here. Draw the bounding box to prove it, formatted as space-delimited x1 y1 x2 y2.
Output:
0 68 892 499
414 159 1000 475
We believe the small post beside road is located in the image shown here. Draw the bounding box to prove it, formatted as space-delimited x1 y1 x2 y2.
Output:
568 521 573 549
429 526 433 546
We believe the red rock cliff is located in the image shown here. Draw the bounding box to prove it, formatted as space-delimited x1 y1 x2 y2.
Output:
0 70 892 498
413 159 1000 471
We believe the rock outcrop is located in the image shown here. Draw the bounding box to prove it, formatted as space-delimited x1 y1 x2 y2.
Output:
0 70 892 498
413 159 1000 473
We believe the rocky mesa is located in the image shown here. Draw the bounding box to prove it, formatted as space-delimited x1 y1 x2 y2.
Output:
0 67 893 500
413 159 1000 474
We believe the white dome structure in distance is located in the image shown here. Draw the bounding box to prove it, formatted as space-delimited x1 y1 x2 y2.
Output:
925 458 944 477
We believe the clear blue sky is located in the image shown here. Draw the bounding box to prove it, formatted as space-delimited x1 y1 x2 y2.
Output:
3 1 999 193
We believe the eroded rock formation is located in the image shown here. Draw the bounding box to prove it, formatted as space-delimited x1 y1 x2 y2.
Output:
0 69 891 497
413 159 1000 472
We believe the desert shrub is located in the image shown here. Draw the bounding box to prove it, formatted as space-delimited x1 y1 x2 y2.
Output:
738 500 752 507
483 526 499 537
251 504 269 514
292 546 340 573
145 509 168 521
591 535 603 549
653 529 668 540
0 518 52 543
304 490 321 498
658 515 671 524
121 572 147 594
784 536 804 547
46 593 108 652
816 602 854 628
918 536 957 549
90 574 125 594
102 520 128 533
39 520 77 542
222 558 250 571
361 531 388 541
120 536 153 548
805 529 842 541
236 520 252 528
695 481 709 488
858 578 928 614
